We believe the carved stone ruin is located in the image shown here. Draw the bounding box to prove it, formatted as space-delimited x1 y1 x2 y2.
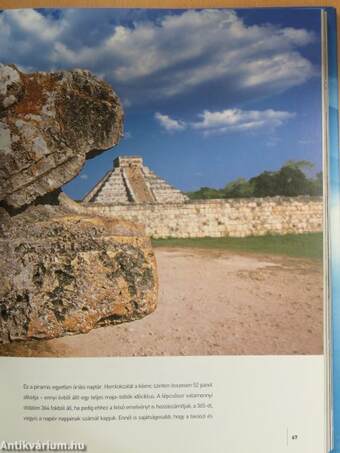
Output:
0 64 158 344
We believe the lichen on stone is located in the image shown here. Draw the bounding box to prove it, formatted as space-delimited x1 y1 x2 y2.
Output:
0 65 158 344
0 64 124 209
0 122 12 156
0 64 20 96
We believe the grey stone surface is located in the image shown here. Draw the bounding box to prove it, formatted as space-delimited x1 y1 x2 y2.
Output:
0 64 124 208
0 66 159 345
0 202 158 343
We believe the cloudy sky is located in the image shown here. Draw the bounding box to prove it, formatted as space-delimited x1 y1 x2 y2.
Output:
0 7 323 198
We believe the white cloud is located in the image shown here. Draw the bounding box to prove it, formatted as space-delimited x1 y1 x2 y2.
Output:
156 108 294 135
280 27 315 45
0 9 317 105
155 112 186 131
6 9 61 41
191 108 295 135
79 173 88 180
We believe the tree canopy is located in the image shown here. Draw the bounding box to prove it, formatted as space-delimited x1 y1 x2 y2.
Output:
187 161 322 200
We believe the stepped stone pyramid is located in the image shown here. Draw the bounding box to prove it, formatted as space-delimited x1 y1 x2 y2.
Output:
83 156 188 204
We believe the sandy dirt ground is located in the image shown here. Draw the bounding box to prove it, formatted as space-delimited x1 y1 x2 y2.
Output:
0 247 323 357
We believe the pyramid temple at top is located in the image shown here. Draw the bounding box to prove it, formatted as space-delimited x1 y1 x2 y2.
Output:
83 156 188 204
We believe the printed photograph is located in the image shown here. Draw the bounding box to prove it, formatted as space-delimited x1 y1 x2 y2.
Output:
0 7 324 357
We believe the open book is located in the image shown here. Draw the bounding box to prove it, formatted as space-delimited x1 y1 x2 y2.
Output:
0 5 339 453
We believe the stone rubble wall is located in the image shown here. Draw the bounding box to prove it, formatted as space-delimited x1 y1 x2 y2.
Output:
82 196 323 238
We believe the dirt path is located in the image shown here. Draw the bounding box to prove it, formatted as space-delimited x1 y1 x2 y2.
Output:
0 248 323 357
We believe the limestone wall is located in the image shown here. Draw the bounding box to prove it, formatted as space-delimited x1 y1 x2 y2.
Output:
82 196 323 238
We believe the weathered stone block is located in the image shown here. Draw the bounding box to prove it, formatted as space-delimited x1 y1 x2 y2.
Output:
0 64 123 208
0 205 158 343
0 65 159 344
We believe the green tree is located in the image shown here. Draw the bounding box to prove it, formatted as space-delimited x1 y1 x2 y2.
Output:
275 165 310 196
223 178 254 198
187 187 224 200
187 160 322 199
309 171 323 195
249 171 277 197
250 160 319 197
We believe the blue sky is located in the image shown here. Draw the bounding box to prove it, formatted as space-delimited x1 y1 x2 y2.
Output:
0 8 322 198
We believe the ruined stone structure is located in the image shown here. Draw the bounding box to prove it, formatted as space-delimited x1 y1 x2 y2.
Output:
83 156 188 204
0 64 123 209
83 156 323 239
0 66 158 344
84 196 323 238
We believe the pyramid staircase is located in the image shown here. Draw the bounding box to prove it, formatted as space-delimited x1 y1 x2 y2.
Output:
83 156 188 204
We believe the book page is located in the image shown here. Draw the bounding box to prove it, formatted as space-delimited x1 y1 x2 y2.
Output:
0 6 333 453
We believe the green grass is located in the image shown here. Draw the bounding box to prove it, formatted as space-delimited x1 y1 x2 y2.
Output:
152 233 323 260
